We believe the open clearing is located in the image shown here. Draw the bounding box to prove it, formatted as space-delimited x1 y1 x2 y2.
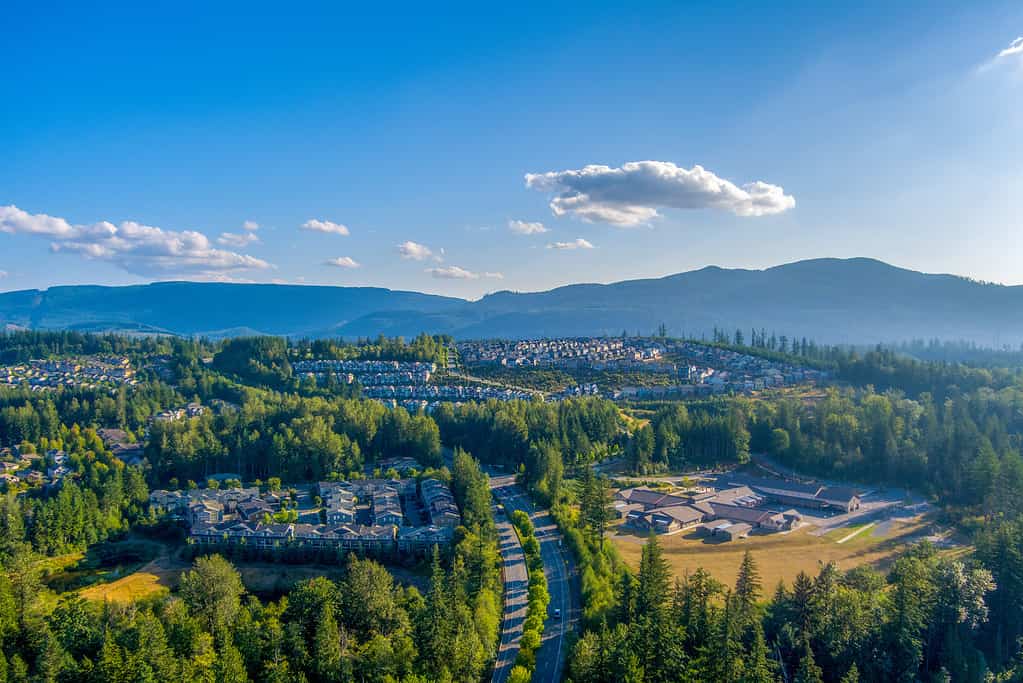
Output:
611 514 953 589
78 544 186 603
78 546 428 603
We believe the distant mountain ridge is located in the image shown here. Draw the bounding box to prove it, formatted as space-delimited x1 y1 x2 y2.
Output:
1 259 1020 344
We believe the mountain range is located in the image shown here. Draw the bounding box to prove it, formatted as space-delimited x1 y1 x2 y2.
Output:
1 258 1020 344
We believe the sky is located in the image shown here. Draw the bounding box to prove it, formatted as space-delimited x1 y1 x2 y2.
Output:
2 1 1022 299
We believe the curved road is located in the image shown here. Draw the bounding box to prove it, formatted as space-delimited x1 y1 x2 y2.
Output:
489 473 578 683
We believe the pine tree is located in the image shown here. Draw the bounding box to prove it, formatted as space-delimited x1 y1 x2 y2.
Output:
215 643 249 683
418 547 452 676
734 550 762 627
637 534 671 615
839 662 860 683
741 620 775 683
313 610 343 682
794 640 823 683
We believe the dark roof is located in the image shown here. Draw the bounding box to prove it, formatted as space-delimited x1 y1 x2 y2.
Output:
819 486 861 504
707 503 771 525
653 505 704 525
746 479 824 500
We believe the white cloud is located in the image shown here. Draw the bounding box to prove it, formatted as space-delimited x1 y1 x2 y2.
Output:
547 238 595 250
426 266 503 280
217 231 260 247
0 271 7 279
508 219 548 235
998 36 1023 59
302 218 350 236
324 256 361 269
397 240 435 261
0 204 272 277
525 160 795 226
242 220 259 231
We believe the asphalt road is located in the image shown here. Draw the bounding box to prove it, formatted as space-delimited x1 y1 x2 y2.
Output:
490 474 578 683
489 474 529 683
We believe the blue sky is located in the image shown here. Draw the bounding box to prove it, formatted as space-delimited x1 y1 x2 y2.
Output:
2 1 1021 298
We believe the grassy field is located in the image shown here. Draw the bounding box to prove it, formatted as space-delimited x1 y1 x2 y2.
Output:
77 548 429 603
78 544 186 603
611 515 950 589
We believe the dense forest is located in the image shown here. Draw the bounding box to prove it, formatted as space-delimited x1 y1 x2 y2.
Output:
5 331 1023 680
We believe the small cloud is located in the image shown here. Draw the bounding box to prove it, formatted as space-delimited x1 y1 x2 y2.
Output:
547 238 595 250
323 256 361 269
998 36 1023 59
979 36 1023 73
397 240 435 261
508 219 548 235
218 231 260 247
302 219 350 236
526 160 795 226
426 266 503 280
0 270 7 279
242 220 259 231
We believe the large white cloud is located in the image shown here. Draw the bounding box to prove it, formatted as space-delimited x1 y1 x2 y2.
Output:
547 238 594 250
0 205 272 277
426 266 503 280
998 36 1023 59
324 256 361 269
397 240 435 261
525 160 795 226
302 218 350 236
508 219 548 235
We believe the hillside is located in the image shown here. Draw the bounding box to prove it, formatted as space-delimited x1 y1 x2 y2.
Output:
1 259 1021 343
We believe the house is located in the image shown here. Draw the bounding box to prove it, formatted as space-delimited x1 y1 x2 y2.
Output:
149 489 190 513
699 520 752 541
719 523 752 541
251 523 294 548
237 499 274 522
420 478 460 527
97 428 130 446
818 487 861 513
762 510 803 531
746 478 862 512
372 490 404 527
326 506 356 525
708 486 764 507
645 505 705 534
397 525 455 554
46 465 71 480
189 499 224 526
615 487 690 511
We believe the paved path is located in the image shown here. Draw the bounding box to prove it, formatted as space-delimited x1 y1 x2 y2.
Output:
490 475 529 683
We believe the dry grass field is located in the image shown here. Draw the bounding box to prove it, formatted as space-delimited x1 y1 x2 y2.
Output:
78 547 186 603
611 514 952 589
78 548 428 603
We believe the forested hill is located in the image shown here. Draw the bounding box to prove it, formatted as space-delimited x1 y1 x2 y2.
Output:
2 258 1021 343
0 282 461 338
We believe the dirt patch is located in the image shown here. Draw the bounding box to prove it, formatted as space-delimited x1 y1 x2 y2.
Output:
78 543 187 603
